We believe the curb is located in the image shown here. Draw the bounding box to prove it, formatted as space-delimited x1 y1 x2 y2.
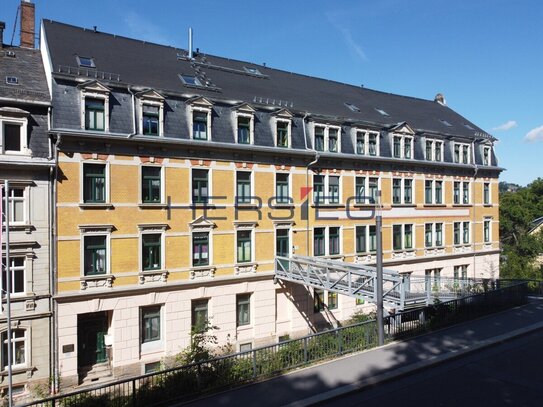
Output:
285 321 543 407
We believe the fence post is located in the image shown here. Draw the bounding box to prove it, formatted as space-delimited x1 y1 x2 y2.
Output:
303 337 308 363
252 349 257 378
338 329 343 355
132 379 137 407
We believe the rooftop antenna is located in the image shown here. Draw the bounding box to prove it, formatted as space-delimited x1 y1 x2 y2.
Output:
188 27 193 59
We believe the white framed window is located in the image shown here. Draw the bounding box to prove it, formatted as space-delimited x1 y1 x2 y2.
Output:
312 123 341 153
275 224 292 258
425 139 443 161
454 265 469 281
355 225 377 254
354 176 379 205
137 224 168 272
392 224 414 251
140 165 164 205
234 223 256 264
1 257 26 296
274 172 292 205
0 114 28 155
453 142 471 164
275 118 292 148
313 288 339 312
484 218 492 243
424 180 444 205
235 170 254 205
453 221 470 245
483 182 491 205
392 178 413 205
313 173 342 205
355 130 379 156
392 135 413 159
188 97 213 141
191 167 212 205
79 225 113 278
313 226 342 257
189 217 216 268
138 98 164 137
1 186 27 225
79 82 110 132
81 161 110 204
1 329 27 370
235 110 255 145
482 146 492 166
424 223 444 248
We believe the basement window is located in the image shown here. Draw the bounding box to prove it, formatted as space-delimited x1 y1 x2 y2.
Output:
179 74 203 86
5 76 18 85
77 56 96 68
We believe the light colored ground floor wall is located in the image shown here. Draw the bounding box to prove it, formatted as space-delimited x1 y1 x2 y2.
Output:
55 252 498 389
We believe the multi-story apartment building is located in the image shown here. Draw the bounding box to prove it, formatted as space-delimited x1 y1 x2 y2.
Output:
40 20 501 387
0 4 53 399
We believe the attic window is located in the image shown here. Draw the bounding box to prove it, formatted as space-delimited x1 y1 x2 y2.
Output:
179 74 203 86
5 76 18 85
344 102 360 112
243 66 262 75
77 56 96 68
375 108 389 117
463 123 475 130
440 119 452 127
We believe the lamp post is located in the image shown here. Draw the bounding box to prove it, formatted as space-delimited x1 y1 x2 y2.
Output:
375 191 385 346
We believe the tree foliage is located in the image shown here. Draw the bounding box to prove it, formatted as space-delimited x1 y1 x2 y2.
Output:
500 178 543 279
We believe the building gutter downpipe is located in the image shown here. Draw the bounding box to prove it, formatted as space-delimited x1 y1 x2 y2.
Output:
302 113 319 256
51 133 61 394
126 86 137 138
471 140 479 279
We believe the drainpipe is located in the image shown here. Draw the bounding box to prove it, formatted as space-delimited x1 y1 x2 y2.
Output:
126 86 137 138
302 113 319 255
51 133 61 394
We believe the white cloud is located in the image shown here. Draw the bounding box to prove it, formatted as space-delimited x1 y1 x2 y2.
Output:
492 120 517 131
123 11 171 45
524 125 543 143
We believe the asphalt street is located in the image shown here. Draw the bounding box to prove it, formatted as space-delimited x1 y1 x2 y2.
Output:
320 328 543 407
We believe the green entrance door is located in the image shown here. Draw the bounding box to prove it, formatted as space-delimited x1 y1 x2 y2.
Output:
78 312 108 368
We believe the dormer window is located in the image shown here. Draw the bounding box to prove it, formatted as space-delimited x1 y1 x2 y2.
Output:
392 135 413 159
425 139 444 162
79 81 110 132
277 121 289 147
5 76 18 85
355 130 379 156
482 146 491 166
136 90 165 137
233 104 255 145
187 97 213 141
85 99 105 131
454 142 471 164
313 124 341 152
193 112 208 140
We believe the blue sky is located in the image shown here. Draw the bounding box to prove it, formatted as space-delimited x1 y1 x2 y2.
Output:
2 0 542 185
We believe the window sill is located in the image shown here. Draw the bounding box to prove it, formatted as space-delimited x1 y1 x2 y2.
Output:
79 203 114 209
190 203 216 209
311 203 345 208
235 203 259 209
453 245 472 253
483 204 493 207
234 262 258 274
80 274 114 290
236 324 253 332
0 366 35 377
138 269 168 284
391 204 416 208
452 204 472 207
2 223 34 233
352 204 377 208
138 203 168 209
190 265 216 279
272 203 295 209
391 250 416 259
423 204 447 207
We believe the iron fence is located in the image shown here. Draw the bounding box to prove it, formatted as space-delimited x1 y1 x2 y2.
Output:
20 280 527 407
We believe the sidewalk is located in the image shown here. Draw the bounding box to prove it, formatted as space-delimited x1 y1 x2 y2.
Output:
180 298 543 407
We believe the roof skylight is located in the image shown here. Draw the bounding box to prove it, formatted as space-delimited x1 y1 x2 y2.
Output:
77 56 95 68
375 108 389 116
244 66 262 75
344 102 360 112
463 123 475 130
5 76 18 85
440 119 452 127
179 74 203 86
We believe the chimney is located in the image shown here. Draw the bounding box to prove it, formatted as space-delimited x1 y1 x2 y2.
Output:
20 0 35 48
0 21 5 49
434 93 446 106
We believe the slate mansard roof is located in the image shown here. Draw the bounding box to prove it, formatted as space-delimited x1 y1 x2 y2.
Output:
42 20 495 148
0 46 50 104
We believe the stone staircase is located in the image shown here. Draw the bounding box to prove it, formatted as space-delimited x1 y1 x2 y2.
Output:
79 362 113 386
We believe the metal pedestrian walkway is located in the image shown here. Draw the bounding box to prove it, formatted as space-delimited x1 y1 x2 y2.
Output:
275 255 485 310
